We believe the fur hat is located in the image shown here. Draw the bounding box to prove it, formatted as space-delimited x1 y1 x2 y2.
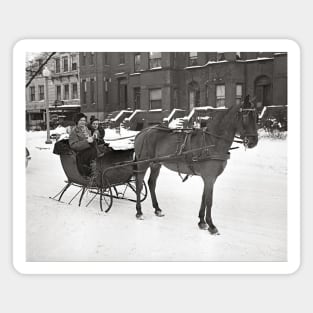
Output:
74 112 87 124
90 117 99 124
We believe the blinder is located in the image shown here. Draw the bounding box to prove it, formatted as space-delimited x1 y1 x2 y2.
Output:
237 108 258 147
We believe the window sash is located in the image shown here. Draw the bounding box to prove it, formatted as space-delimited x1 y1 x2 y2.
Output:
149 89 162 100
72 83 78 99
236 84 243 105
90 52 94 65
63 57 69 72
39 85 44 100
82 80 87 104
64 85 69 100
216 85 225 107
104 53 108 65
82 53 86 65
216 85 225 97
119 53 125 64
134 54 141 72
149 52 162 68
56 86 61 100
55 59 60 73
189 52 198 66
149 52 161 59
71 55 77 71
90 79 95 103
149 89 162 109
30 87 35 101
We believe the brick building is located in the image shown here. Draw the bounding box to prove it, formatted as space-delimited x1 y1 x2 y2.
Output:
79 52 287 120
26 52 81 129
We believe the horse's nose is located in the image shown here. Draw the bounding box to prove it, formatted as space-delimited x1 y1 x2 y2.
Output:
247 137 258 148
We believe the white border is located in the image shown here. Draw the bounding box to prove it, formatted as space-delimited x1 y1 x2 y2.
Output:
13 39 300 274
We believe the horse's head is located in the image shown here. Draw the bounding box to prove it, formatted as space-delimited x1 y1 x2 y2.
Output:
236 108 259 148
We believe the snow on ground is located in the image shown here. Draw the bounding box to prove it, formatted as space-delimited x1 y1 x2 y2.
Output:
25 130 287 262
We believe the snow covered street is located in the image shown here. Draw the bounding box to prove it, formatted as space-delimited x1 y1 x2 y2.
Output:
25 130 287 262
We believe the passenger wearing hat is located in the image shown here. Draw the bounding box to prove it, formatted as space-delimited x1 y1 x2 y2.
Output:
69 113 97 177
88 117 105 145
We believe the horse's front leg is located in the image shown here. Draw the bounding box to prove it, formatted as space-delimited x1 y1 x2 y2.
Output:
198 190 208 230
148 163 164 217
202 177 219 235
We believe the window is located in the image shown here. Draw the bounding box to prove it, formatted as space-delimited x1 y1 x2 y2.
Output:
118 79 127 109
216 85 225 107
255 75 271 107
236 84 243 105
82 80 87 104
39 85 44 100
134 87 141 109
149 52 162 69
72 83 78 99
30 86 35 101
173 88 178 109
217 52 225 61
104 79 109 104
63 56 69 72
71 55 77 70
64 84 69 100
205 85 210 105
30 113 42 120
189 52 198 66
90 52 94 65
119 53 125 64
56 85 61 101
149 88 162 109
104 52 108 65
90 78 95 103
134 53 141 72
188 82 200 109
82 53 86 66
55 58 60 73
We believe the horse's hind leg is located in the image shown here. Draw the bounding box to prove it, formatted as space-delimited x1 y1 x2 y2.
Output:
135 164 149 220
202 177 219 235
148 163 164 217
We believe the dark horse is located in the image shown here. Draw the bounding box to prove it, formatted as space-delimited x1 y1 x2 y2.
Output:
134 102 258 234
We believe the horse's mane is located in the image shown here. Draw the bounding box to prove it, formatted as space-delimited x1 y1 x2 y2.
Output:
208 105 240 135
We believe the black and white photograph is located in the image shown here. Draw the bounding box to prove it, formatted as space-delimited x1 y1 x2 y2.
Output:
14 39 299 274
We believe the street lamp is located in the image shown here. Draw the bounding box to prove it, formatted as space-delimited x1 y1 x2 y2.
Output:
42 66 52 144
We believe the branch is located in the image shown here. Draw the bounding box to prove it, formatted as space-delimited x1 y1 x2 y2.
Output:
25 52 56 88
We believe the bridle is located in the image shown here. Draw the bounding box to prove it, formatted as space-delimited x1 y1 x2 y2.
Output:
236 108 258 147
202 108 258 148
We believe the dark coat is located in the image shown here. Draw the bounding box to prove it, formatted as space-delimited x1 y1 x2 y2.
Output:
90 126 105 144
69 126 92 152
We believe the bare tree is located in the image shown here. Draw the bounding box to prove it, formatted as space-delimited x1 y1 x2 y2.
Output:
26 52 56 88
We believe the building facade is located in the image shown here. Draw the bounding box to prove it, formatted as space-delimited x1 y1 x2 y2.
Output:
79 52 287 120
26 52 81 129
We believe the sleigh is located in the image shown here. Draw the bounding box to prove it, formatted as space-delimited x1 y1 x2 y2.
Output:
50 139 147 212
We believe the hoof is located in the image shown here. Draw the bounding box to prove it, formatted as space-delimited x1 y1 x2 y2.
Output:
198 222 208 230
208 227 220 235
155 210 165 217
136 213 144 220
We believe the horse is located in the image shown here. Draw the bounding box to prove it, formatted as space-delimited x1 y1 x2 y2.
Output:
133 101 259 235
